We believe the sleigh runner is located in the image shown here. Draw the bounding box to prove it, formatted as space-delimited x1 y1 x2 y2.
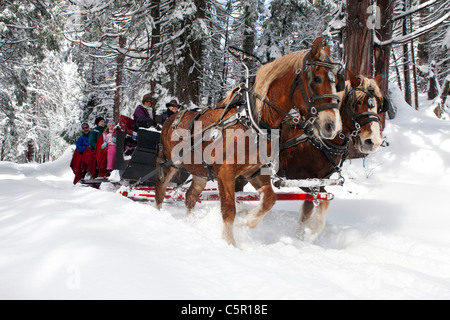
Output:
117 186 336 203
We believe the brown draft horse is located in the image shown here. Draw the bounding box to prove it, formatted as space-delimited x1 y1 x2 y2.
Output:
278 69 385 241
155 37 343 246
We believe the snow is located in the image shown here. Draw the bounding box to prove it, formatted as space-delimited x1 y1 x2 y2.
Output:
1 95 450 300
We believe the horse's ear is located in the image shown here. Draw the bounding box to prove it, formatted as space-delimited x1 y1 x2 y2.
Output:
310 37 323 60
347 68 360 88
324 45 331 56
374 74 383 87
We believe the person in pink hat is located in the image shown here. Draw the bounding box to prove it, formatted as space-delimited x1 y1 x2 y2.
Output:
102 119 117 172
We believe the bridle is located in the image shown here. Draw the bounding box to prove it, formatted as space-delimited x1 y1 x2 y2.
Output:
251 51 345 135
341 82 383 138
289 52 345 128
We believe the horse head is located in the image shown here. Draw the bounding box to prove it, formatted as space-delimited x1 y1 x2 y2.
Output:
341 69 384 154
300 37 343 139
253 37 343 140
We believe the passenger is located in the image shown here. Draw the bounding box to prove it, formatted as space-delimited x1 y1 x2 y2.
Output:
132 93 157 132
89 117 105 152
76 123 90 154
71 123 92 184
161 99 180 125
102 119 117 172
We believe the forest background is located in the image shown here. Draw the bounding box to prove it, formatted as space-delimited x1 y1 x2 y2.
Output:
0 0 448 163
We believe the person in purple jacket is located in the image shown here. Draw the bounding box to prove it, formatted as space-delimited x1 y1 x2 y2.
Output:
132 93 157 132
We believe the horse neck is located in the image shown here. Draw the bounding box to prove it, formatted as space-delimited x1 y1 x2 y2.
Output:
257 71 298 129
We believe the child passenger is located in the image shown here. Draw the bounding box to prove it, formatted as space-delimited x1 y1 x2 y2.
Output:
102 119 117 172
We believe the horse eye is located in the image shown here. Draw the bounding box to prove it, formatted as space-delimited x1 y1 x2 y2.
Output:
356 100 362 105
314 77 322 83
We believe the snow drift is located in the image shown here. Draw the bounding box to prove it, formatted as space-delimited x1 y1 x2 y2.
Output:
1 94 450 300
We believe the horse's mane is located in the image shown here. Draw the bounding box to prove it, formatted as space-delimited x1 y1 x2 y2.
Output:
218 51 307 110
340 76 383 107
358 77 383 100
220 49 336 124
253 51 307 119
219 86 241 106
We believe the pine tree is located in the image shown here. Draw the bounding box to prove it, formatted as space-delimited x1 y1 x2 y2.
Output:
259 0 337 62
0 0 63 162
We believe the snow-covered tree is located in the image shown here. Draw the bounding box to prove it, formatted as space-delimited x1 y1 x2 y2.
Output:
259 0 336 62
0 0 66 162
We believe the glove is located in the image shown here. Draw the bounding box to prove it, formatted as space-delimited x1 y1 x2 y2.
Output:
101 142 107 149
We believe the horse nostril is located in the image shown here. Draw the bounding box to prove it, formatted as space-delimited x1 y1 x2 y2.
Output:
326 122 334 133
365 139 374 147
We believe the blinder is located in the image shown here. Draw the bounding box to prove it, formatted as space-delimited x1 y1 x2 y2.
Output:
367 97 376 109
336 71 346 92
378 97 390 114
291 54 343 119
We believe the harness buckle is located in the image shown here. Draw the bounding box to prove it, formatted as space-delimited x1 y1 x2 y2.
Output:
351 123 361 138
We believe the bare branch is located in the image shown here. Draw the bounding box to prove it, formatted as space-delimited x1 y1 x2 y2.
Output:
392 0 439 21
376 11 450 46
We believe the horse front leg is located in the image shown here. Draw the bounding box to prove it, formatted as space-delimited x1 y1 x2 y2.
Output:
297 200 330 242
154 166 178 210
185 175 207 215
216 170 237 246
246 174 276 228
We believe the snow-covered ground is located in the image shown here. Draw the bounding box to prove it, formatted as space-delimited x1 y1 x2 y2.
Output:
1 93 450 300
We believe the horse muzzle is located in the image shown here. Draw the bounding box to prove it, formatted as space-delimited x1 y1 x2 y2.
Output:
357 132 383 154
316 109 342 139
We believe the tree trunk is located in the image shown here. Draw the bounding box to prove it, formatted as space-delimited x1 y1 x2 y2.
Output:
242 3 257 72
175 0 205 105
344 0 373 76
150 0 161 94
417 0 430 66
374 0 394 97
402 1 412 106
114 35 126 123
344 0 394 159
345 0 393 94
26 90 38 163
428 61 439 100
434 79 449 119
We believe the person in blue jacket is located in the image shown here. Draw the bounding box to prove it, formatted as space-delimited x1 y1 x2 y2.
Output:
71 123 91 184
76 123 90 154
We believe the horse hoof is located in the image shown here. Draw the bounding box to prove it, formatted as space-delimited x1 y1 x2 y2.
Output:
296 224 318 243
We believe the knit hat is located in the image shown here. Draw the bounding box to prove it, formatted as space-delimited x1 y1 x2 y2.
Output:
108 119 115 126
95 117 105 126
